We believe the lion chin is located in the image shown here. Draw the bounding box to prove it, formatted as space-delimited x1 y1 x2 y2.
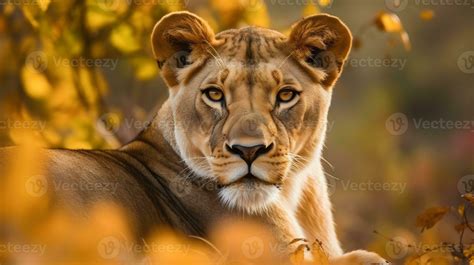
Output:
218 175 280 214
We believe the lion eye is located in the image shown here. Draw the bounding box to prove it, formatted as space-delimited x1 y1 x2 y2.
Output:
203 87 224 102
277 88 298 103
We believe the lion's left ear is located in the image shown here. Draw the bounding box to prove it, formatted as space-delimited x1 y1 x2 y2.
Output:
288 14 352 88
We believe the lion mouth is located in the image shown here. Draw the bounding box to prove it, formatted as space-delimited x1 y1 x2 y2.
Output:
225 173 279 188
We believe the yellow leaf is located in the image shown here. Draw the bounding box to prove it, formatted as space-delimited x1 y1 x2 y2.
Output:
78 68 99 106
38 0 51 12
462 193 474 205
375 11 403 33
458 204 465 216
134 58 159 81
290 244 305 265
415 206 449 232
318 0 332 7
303 3 319 17
420 9 434 21
21 66 53 99
21 5 39 28
244 1 270 28
400 30 411 51
311 241 329 265
110 23 140 53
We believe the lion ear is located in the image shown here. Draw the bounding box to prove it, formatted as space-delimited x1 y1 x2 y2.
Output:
288 14 352 88
151 11 216 86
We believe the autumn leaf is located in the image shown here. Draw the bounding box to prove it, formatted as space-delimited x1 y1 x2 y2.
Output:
290 244 306 265
318 0 332 7
311 241 329 265
400 31 411 51
415 206 449 232
420 9 435 21
375 11 403 33
38 0 51 12
110 23 141 53
458 204 465 216
303 3 319 17
462 193 474 205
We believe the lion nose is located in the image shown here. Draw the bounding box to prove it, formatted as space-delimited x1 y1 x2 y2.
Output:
226 143 274 165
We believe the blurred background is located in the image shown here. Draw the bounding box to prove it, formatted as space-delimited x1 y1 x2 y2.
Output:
0 0 473 264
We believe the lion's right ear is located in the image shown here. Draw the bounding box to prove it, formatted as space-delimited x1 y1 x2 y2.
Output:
151 11 216 86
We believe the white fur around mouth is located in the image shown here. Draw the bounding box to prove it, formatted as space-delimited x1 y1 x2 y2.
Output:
218 175 280 214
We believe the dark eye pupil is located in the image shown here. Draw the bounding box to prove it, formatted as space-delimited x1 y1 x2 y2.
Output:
278 90 295 102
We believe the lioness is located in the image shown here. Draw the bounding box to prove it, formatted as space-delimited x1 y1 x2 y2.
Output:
0 11 386 264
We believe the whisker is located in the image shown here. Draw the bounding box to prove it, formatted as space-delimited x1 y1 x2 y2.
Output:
204 40 225 69
278 50 295 69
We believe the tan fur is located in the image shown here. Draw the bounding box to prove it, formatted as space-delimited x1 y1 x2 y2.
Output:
0 11 387 264
148 11 386 264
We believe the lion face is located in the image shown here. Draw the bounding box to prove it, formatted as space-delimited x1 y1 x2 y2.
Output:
152 12 352 214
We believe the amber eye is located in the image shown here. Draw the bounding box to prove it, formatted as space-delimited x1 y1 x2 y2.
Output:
277 88 298 103
203 87 225 102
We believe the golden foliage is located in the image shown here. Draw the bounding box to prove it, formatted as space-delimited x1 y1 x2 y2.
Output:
420 9 435 21
415 207 449 232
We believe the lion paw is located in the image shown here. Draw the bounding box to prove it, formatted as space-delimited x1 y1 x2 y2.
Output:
329 250 389 265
